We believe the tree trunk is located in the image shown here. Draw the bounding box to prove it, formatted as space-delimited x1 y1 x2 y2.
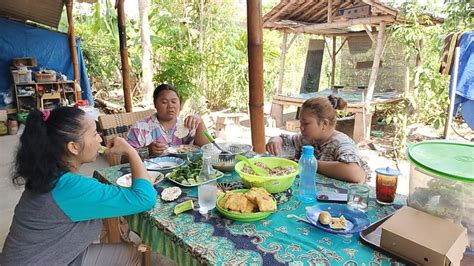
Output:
138 0 154 105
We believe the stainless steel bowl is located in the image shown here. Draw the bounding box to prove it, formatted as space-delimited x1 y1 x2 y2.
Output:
201 142 252 171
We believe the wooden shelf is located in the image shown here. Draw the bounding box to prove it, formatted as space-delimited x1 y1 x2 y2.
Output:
13 80 77 112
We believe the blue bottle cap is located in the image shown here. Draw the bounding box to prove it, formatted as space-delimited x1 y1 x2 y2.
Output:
375 166 401 176
302 145 314 156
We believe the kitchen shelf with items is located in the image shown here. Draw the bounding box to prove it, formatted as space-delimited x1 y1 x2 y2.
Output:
10 59 78 112
13 81 77 112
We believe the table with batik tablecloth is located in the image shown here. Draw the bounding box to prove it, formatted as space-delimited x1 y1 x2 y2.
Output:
93 164 406 265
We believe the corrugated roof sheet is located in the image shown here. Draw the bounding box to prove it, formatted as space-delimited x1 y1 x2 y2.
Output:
0 0 64 28
0 0 97 29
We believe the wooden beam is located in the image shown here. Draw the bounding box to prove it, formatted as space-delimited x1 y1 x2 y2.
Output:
116 0 132 112
300 15 394 33
365 21 386 103
327 0 332 23
247 0 265 153
286 33 298 50
268 0 293 22
309 3 330 23
297 1 325 21
65 0 80 84
329 31 379 37
361 0 398 17
335 37 347 56
277 31 288 95
288 0 314 20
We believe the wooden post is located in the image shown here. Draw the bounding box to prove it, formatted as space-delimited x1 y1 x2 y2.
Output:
405 56 410 97
116 0 133 112
65 0 80 84
444 47 460 139
247 0 265 153
276 31 288 95
331 36 336 88
365 21 386 103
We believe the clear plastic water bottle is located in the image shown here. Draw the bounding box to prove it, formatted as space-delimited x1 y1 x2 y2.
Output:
298 145 317 203
198 155 217 214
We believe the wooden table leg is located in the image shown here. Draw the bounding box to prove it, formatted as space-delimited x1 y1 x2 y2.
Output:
270 103 284 128
353 111 372 143
103 217 121 243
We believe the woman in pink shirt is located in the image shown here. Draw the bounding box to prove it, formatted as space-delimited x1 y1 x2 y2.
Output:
127 84 209 157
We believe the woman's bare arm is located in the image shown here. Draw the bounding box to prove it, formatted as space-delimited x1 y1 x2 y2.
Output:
317 161 366 183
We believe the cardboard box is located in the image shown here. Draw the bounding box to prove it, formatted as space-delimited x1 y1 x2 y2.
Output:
381 206 468 265
0 110 7 122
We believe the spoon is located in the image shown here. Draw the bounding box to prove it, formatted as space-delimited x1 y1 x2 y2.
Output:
203 130 230 154
286 214 312 225
236 155 269 176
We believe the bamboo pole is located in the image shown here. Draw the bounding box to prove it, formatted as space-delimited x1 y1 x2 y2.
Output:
247 0 265 153
116 0 132 112
365 21 386 103
331 36 336 88
276 31 288 95
65 0 80 84
444 47 460 140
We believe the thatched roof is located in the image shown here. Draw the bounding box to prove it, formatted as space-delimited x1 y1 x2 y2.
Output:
264 0 441 35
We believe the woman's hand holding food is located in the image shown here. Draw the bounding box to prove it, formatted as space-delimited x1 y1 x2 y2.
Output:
265 136 283 156
184 115 202 130
148 140 167 157
108 137 136 157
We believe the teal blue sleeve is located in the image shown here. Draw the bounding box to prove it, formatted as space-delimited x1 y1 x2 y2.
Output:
52 172 157 222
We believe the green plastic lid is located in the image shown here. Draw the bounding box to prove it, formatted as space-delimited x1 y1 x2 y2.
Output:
407 141 474 183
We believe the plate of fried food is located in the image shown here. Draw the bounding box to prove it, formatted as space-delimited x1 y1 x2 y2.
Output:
216 187 277 222
305 203 370 234
165 145 200 159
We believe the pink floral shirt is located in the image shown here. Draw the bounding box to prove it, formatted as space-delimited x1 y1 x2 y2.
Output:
126 113 195 149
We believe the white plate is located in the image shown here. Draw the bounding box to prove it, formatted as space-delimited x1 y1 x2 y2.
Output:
116 171 164 188
144 157 185 172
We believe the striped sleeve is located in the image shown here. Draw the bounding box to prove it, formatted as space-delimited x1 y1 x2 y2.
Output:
127 126 143 148
51 173 157 222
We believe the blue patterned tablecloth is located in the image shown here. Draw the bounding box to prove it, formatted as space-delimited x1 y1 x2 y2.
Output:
94 164 406 265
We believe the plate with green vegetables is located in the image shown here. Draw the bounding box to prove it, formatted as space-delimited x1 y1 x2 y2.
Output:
165 160 225 187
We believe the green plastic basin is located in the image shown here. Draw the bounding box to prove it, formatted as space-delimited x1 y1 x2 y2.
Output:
235 157 299 193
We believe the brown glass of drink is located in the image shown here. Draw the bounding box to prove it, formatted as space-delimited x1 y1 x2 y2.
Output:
375 167 401 205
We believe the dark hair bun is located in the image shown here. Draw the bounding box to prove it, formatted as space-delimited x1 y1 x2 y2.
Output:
327 94 347 110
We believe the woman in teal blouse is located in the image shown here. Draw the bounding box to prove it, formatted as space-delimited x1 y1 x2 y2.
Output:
1 107 157 265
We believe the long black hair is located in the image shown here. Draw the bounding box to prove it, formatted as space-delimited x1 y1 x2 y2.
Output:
12 107 86 193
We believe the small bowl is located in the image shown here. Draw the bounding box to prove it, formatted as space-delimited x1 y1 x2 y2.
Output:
235 157 298 193
201 142 253 172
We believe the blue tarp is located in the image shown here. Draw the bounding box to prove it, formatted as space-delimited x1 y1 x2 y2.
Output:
0 17 93 107
449 32 474 129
